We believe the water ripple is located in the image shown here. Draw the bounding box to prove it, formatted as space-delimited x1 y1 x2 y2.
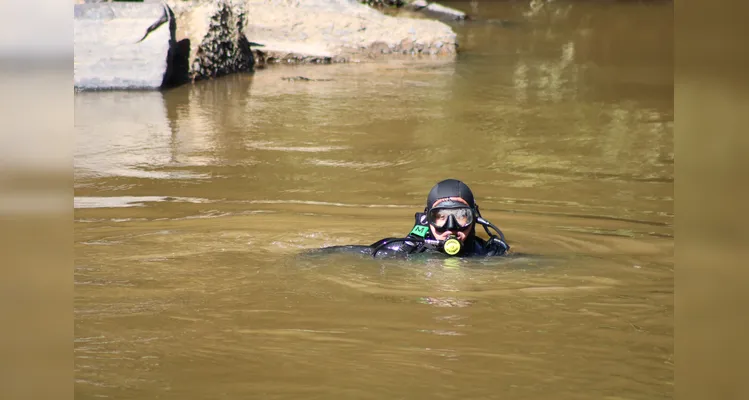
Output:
74 196 211 209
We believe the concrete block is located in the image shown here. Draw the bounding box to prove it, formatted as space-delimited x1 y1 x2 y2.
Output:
74 2 179 90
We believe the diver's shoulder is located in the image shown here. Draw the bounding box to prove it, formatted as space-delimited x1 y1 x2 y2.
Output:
472 236 510 256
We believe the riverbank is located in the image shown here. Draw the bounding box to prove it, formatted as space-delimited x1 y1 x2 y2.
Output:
73 0 464 91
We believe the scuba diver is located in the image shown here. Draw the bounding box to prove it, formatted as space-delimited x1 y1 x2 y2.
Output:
367 179 510 259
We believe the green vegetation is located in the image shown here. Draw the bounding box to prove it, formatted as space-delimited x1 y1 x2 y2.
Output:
358 0 408 9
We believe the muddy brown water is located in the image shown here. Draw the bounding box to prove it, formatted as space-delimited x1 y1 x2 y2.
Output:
74 1 673 399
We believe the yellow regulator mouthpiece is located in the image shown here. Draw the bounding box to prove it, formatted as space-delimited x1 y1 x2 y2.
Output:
443 237 462 256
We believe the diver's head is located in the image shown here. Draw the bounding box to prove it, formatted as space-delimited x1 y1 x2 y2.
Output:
425 179 478 244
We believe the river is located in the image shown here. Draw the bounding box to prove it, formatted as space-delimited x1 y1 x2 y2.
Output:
74 1 673 398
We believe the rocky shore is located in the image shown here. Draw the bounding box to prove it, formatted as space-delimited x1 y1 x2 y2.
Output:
73 0 465 91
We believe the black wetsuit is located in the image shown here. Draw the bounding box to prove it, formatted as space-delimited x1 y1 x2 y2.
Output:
311 179 511 259
369 212 510 258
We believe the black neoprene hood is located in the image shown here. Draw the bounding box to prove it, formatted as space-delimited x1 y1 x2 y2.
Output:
426 179 476 211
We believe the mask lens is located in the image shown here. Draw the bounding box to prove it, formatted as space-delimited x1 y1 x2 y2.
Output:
428 207 474 229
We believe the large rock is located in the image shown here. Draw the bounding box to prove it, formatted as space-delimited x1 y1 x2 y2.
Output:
74 2 179 90
403 0 467 21
243 0 458 65
74 0 256 91
360 0 467 21
170 0 256 82
73 0 459 90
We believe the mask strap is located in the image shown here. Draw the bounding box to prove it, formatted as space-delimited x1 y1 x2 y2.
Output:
473 203 507 242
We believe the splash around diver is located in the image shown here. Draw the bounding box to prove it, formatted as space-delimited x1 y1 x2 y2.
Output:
312 179 511 260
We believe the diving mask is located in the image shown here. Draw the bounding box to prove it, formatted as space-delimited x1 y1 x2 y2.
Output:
427 200 475 233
